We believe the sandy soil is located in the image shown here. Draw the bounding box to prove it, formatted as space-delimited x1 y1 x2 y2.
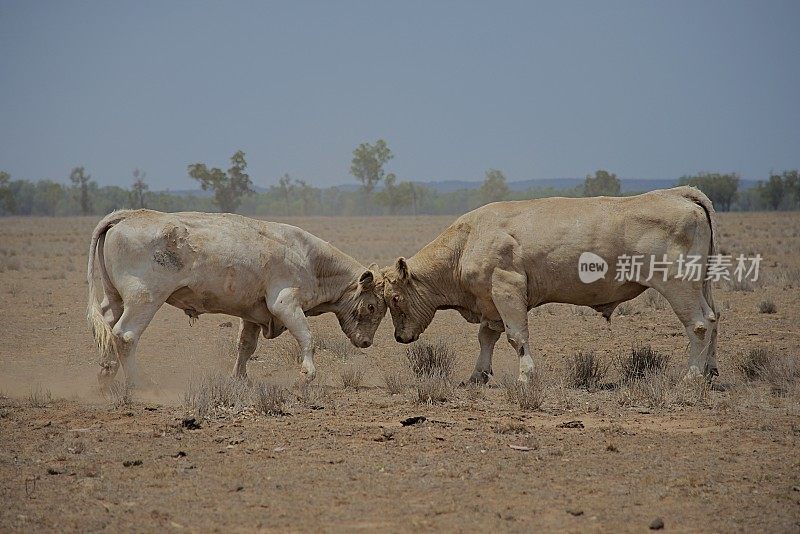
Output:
1 213 799 532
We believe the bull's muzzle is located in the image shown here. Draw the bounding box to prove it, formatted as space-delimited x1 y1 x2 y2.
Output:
395 333 418 344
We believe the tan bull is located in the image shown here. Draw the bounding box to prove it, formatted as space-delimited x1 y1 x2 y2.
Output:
87 210 386 387
383 186 719 384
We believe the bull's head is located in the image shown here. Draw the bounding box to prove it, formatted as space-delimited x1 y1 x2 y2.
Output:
382 257 436 344
336 264 386 348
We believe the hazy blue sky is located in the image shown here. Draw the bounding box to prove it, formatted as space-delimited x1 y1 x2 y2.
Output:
1 1 798 189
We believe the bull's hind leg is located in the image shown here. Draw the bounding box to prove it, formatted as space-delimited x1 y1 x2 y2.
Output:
110 299 164 388
651 279 718 378
232 320 260 378
465 321 501 385
490 269 534 383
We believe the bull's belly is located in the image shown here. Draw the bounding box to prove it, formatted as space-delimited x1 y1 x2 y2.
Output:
532 279 647 308
165 286 271 324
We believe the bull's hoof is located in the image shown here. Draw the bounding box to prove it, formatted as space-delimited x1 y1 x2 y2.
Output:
300 362 317 382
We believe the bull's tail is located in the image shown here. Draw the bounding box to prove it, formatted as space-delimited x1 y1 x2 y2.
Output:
674 186 718 317
87 210 133 367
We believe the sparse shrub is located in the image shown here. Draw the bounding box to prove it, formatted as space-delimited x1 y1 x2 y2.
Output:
674 372 711 407
735 348 798 395
464 382 486 401
406 341 456 380
565 350 607 389
338 364 365 389
495 420 528 434
724 277 753 292
27 386 52 407
757 299 777 314
253 383 287 415
502 372 546 411
382 368 407 395
295 381 329 408
735 347 772 381
107 381 133 408
616 369 672 409
615 344 670 383
320 338 360 361
415 371 453 403
183 372 286 419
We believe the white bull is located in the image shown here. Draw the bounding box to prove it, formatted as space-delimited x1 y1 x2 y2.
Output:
87 210 385 387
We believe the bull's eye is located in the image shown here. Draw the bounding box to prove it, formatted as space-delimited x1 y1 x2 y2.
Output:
392 295 400 305
367 304 375 314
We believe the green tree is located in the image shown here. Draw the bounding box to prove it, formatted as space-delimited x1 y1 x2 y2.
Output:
375 173 407 214
758 174 785 210
350 139 393 200
294 179 317 216
0 171 15 214
478 169 510 205
188 150 255 213
583 170 621 197
69 166 94 215
677 172 739 211
130 168 149 209
276 174 295 216
780 170 799 207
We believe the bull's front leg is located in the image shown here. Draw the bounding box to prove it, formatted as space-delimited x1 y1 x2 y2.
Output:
465 320 501 385
267 289 316 381
490 269 534 383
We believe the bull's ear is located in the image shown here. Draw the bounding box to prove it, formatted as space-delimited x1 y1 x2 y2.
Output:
396 257 409 281
359 270 374 289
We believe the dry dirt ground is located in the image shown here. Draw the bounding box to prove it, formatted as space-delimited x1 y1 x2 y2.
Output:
1 212 799 532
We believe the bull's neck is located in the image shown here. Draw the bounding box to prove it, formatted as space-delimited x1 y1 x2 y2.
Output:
407 227 467 309
311 245 363 311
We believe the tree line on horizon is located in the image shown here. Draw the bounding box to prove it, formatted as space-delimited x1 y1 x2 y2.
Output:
1 140 798 217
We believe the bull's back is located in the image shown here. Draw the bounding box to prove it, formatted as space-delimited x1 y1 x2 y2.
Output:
102 210 308 289
458 189 710 304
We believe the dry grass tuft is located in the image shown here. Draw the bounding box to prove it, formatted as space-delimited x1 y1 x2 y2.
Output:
674 372 712 406
735 347 773 381
615 344 670 383
502 372 546 411
184 372 287 419
565 350 607 389
724 278 754 292
382 367 407 395
252 383 287 415
406 341 456 380
734 348 798 396
415 371 453 403
338 364 365 389
641 289 668 310
107 381 133 408
757 299 777 314
320 338 360 361
27 386 52 408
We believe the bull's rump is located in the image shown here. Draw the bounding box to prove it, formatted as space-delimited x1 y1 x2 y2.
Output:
459 188 713 306
101 210 303 321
